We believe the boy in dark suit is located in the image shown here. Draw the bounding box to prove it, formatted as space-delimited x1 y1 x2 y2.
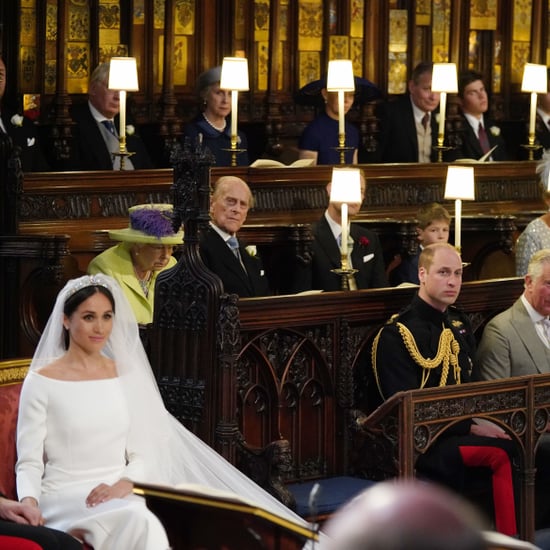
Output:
391 202 451 286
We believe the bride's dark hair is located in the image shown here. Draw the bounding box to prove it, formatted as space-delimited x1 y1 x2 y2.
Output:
64 285 115 317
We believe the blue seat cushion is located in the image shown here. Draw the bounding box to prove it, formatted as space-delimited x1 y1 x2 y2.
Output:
288 476 376 517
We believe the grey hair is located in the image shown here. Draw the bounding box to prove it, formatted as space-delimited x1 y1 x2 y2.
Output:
90 62 110 86
527 248 550 280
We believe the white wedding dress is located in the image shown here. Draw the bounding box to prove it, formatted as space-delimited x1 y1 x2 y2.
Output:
16 371 169 550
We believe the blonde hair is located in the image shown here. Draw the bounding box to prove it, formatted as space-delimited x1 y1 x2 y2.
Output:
416 202 451 229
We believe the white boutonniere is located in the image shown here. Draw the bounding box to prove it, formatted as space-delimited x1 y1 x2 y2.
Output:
245 245 257 257
490 126 500 136
126 124 135 136
435 113 440 123
10 114 24 127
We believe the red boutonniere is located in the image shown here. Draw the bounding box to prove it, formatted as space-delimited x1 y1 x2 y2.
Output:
359 236 370 247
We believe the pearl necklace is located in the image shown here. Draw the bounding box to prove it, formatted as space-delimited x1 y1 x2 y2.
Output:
203 113 226 132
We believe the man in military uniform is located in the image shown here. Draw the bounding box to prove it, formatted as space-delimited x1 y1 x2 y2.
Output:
370 243 518 536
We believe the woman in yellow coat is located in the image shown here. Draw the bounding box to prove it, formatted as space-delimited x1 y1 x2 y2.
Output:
88 204 182 325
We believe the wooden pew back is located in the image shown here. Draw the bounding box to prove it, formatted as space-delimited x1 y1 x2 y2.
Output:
234 278 525 483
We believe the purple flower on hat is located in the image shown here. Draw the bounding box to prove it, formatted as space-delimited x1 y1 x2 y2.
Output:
129 208 175 239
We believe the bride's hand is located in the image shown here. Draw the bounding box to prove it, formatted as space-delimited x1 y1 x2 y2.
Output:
86 479 134 507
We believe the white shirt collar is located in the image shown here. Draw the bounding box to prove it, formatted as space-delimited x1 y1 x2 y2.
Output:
88 101 114 124
209 221 233 243
464 112 485 133
521 293 547 324
410 98 430 124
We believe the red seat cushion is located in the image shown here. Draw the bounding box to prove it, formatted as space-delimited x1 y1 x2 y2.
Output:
0 382 23 499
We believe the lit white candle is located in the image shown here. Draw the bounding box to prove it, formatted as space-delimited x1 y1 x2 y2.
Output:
231 90 239 139
119 90 127 140
438 91 446 140
338 90 345 136
454 198 462 250
529 91 537 140
341 202 349 256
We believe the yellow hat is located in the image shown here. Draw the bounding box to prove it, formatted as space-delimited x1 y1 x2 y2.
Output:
108 204 183 245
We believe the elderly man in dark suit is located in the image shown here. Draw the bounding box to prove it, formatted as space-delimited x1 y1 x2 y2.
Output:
364 62 440 163
0 58 49 172
449 69 508 161
199 175 270 297
66 62 153 170
292 170 387 292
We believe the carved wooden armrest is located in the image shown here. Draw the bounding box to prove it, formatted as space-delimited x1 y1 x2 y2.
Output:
236 435 297 511
348 408 399 481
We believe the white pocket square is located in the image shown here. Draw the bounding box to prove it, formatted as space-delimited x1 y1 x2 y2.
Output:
27 137 35 147
363 253 374 263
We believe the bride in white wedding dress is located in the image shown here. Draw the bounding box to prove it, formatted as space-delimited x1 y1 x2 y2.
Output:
16 274 314 549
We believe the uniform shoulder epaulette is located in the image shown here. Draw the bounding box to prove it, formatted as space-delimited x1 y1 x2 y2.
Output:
386 303 413 325
386 312 400 325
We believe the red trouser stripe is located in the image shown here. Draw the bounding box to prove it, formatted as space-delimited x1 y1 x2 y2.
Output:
459 445 517 536
0 536 42 550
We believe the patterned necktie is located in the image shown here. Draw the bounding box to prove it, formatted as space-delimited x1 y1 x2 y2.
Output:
422 112 430 130
101 119 117 136
478 121 490 153
227 236 240 258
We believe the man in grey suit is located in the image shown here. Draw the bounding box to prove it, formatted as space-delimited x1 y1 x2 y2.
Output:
476 248 550 528
476 248 550 379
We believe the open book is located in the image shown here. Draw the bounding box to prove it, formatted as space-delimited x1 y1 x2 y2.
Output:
455 145 498 163
133 481 318 543
250 158 315 168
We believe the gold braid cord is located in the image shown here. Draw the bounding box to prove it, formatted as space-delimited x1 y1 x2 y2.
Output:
396 322 461 388
371 326 385 398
